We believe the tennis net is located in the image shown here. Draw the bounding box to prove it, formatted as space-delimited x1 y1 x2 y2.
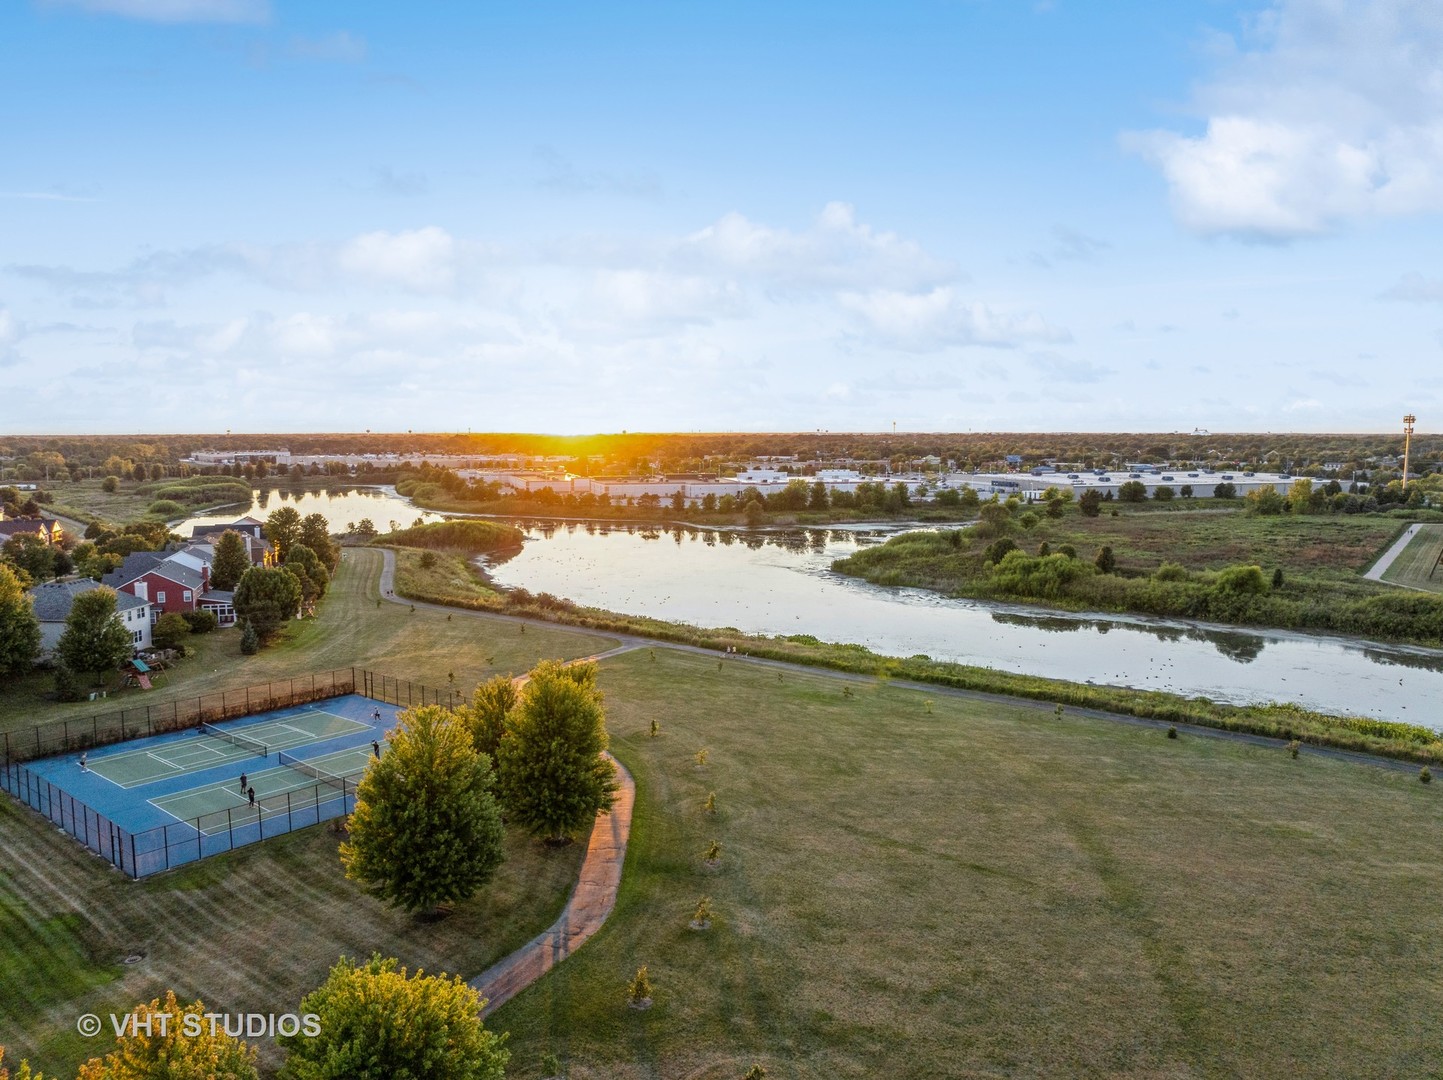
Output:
201 722 268 758
278 750 344 785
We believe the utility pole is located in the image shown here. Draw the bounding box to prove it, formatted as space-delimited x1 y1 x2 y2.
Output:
1401 414 1416 492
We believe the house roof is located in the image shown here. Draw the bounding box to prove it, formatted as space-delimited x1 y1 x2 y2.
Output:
28 580 148 623
103 553 204 592
200 589 235 603
0 518 57 537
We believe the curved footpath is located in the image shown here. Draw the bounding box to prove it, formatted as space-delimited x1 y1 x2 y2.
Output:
469 754 635 1016
371 546 1434 1013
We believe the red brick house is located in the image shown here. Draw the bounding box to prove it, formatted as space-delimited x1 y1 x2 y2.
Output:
104 557 208 623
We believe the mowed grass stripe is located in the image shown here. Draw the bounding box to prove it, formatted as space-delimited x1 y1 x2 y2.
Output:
1381 523 1443 592
496 648 1443 1079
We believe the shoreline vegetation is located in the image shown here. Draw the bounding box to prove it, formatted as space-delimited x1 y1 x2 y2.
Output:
830 508 1443 648
378 542 1443 768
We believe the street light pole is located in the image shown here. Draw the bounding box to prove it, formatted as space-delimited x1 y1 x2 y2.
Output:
1402 414 1416 493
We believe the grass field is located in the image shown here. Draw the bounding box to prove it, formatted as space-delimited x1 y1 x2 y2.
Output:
1381 524 1443 593
0 790 585 1076
496 648 1443 1079
0 548 618 736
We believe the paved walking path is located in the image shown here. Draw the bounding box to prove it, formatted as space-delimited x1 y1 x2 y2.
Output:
1365 523 1422 582
468 753 635 1015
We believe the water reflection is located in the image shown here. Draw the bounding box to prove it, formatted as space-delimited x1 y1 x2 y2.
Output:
179 486 445 535
482 518 1443 724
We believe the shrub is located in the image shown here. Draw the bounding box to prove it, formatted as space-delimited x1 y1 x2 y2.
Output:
1213 482 1237 499
146 499 185 517
1154 562 1188 582
151 612 190 651
983 537 1018 564
54 661 83 702
1289 739 1300 759
627 965 654 1008
695 748 709 767
704 839 721 862
692 896 712 926
1058 544 1076 559
541 1051 563 1077
1118 480 1147 503
1078 489 1102 517
1167 725 1178 739
381 520 523 553
704 791 716 813
418 550 437 570
101 475 120 493
1094 546 1116 574
239 619 259 655
745 1067 768 1080
1272 567 1285 589
1153 485 1175 502
1422 766 1432 784
182 609 219 633
1214 564 1267 595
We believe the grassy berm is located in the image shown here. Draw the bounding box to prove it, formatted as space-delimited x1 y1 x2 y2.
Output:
497 648 1443 1079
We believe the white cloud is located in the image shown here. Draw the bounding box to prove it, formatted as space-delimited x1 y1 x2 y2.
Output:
1382 272 1443 303
840 286 1071 351
1127 0 1443 239
335 227 458 293
674 202 956 293
41 0 270 23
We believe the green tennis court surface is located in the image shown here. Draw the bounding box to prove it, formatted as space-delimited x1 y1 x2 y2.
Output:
89 709 370 788
149 743 379 833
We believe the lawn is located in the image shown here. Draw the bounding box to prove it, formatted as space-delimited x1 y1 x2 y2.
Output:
0 548 618 737
1381 524 1443 593
496 648 1443 1078
0 789 585 1077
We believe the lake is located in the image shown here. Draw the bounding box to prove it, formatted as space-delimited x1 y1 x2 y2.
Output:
481 519 1443 726
178 485 444 535
180 489 1442 725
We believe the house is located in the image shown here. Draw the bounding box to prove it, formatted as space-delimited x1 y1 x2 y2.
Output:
189 519 272 565
0 516 64 545
29 580 151 657
103 558 209 623
199 589 237 627
191 516 265 541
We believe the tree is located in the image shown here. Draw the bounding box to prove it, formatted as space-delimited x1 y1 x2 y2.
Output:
1094 546 1116 574
57 587 133 686
239 619 259 655
976 501 1012 538
280 955 507 1080
100 475 119 493
342 705 505 912
1078 489 1102 517
264 506 303 562
1153 485 1175 502
151 612 190 651
0 565 41 678
1286 477 1315 513
3 534 56 582
210 529 250 591
1180 484 1194 498
1213 482 1237 499
75 990 257 1080
233 565 302 640
1244 487 1286 516
1118 480 1147 503
461 674 517 762
496 660 619 843
743 499 765 527
299 513 340 572
353 518 378 541
286 544 329 593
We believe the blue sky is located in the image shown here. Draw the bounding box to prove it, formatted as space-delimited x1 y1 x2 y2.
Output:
1 0 1440 435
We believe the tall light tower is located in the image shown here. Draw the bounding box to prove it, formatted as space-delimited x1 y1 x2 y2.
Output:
1402 414 1416 492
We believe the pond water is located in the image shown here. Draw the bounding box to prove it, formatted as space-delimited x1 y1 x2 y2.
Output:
481 520 1443 726
178 486 444 535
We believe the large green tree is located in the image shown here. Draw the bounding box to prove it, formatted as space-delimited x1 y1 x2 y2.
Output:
232 565 302 640
285 543 330 602
496 659 619 843
209 529 250 590
0 565 41 678
460 674 517 762
264 505 302 562
341 705 505 913
56 587 133 686
2 534 55 583
280 955 507 1080
298 512 340 572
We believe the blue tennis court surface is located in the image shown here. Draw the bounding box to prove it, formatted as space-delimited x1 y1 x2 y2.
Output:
14 693 400 873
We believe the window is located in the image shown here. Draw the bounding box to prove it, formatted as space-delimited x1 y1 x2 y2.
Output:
132 631 143 645
183 590 192 602
156 591 166 604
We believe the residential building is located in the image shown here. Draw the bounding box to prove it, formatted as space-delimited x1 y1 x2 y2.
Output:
29 580 152 656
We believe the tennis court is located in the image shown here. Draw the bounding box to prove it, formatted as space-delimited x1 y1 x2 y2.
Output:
150 743 380 834
87 708 369 788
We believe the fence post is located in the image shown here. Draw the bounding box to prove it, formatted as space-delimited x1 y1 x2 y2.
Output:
130 832 137 878
227 808 235 850
196 817 203 859
286 790 293 830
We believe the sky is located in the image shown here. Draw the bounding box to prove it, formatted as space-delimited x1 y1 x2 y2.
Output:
1 0 1440 436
